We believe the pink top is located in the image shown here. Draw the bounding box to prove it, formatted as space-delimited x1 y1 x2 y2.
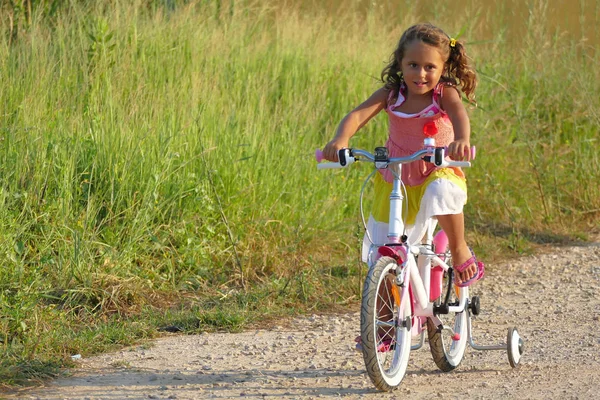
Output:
381 82 465 185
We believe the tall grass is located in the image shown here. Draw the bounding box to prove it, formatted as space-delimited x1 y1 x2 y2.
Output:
0 0 598 385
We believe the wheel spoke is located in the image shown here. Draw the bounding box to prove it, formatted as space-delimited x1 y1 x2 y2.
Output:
375 320 395 328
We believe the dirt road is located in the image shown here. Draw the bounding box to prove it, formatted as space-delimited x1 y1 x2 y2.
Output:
5 241 600 399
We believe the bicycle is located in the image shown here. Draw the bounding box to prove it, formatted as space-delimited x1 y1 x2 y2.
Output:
315 139 524 391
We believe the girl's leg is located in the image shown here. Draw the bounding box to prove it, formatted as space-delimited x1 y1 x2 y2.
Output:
436 213 477 285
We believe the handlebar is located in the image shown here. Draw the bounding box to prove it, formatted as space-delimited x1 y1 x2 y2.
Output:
315 143 475 170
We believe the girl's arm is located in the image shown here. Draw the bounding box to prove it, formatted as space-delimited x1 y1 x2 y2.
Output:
441 86 472 160
322 87 388 162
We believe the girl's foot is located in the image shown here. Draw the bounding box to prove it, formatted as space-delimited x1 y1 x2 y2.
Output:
452 246 485 287
452 245 478 285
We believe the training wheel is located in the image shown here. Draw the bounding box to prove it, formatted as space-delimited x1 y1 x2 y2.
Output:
507 327 524 368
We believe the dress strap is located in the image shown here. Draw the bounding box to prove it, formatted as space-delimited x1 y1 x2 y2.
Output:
431 82 456 112
387 84 408 111
432 82 444 105
386 89 396 110
432 82 455 112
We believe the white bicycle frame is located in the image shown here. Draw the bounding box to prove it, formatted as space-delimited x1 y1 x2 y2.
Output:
366 157 469 341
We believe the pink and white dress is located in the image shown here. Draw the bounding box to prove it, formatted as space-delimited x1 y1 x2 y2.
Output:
362 82 468 262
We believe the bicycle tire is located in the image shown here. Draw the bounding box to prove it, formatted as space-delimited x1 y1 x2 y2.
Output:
361 256 412 391
427 262 468 372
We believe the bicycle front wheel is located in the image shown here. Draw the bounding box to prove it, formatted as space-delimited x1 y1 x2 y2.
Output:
361 256 412 391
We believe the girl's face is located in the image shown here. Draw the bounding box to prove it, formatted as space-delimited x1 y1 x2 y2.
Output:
400 40 446 97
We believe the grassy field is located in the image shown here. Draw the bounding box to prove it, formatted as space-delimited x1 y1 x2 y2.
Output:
0 0 598 386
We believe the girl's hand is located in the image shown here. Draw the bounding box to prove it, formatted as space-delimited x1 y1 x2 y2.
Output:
447 139 472 161
322 138 349 162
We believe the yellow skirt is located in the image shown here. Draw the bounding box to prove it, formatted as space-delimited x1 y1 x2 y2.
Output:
371 168 468 225
362 169 468 263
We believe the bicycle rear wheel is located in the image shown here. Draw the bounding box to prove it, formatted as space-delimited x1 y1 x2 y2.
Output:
361 256 412 391
427 265 468 371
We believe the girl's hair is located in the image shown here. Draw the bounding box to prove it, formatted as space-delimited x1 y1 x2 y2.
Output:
381 23 477 102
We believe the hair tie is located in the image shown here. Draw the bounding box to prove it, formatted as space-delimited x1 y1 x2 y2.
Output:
449 38 457 48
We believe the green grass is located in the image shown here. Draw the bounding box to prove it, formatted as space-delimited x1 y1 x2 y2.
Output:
0 0 599 387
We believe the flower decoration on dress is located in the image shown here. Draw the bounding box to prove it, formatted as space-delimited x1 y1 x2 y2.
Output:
423 121 438 137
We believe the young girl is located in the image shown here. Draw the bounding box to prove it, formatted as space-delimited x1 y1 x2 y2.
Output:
322 23 483 287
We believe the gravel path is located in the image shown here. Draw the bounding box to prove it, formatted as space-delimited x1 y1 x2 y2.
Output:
5 241 600 399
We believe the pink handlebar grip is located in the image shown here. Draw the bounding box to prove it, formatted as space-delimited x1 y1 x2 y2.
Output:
315 149 324 162
471 146 476 160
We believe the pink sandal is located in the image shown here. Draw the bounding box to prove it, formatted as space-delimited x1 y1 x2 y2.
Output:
453 250 485 287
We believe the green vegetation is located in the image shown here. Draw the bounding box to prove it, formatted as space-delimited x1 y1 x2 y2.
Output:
0 0 598 386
